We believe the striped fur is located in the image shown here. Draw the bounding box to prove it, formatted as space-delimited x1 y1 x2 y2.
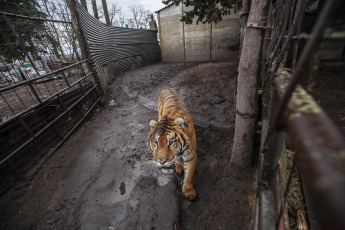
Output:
147 88 197 200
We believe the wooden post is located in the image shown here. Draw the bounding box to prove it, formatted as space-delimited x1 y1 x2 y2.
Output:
231 0 270 167
66 0 105 97
91 0 99 19
101 0 111 25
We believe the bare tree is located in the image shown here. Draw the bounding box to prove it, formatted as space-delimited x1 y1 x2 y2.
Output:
91 0 99 19
98 2 121 26
117 10 126 27
231 0 270 167
128 4 151 29
126 18 135 28
109 3 121 25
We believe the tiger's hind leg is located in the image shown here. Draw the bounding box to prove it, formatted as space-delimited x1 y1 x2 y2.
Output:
174 158 183 174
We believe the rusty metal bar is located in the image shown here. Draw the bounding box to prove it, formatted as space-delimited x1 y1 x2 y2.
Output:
272 0 345 129
0 93 15 115
0 72 91 128
274 67 345 230
258 190 276 230
0 11 72 24
270 0 307 73
290 31 345 40
11 88 27 109
46 97 100 158
0 85 97 166
61 71 71 87
57 94 68 111
0 59 88 94
18 117 35 138
268 0 293 70
27 82 42 103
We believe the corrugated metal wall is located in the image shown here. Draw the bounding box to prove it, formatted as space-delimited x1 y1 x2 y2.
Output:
75 2 161 85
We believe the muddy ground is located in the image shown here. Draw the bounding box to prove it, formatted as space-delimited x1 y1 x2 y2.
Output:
1 59 343 230
312 61 345 137
0 61 258 230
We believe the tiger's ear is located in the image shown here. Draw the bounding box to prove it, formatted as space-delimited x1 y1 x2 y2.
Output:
148 119 158 130
174 116 185 129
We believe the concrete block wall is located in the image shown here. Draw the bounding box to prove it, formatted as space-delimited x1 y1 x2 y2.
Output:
157 4 240 62
157 4 185 62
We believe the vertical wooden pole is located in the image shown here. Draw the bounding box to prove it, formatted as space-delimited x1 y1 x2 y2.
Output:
101 0 111 25
182 4 186 62
91 0 99 19
66 0 105 97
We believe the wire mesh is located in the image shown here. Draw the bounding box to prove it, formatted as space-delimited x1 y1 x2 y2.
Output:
0 0 92 124
0 0 100 183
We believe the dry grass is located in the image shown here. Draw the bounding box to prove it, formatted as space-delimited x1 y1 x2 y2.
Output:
285 150 308 230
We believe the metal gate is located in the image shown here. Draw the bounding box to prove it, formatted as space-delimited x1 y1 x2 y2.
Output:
0 0 101 192
252 0 345 229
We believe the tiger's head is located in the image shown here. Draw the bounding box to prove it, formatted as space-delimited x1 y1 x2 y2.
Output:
147 116 189 167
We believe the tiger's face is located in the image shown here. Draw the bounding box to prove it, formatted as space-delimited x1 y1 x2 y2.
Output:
147 117 188 167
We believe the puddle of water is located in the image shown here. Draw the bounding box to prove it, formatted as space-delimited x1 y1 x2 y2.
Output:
158 175 171 186
109 180 134 204
158 168 173 186
120 182 126 195
109 161 173 204
108 162 143 204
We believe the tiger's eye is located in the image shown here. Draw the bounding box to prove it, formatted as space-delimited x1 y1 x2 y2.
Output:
168 140 174 146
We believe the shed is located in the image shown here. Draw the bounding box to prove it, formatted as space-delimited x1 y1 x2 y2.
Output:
156 4 241 62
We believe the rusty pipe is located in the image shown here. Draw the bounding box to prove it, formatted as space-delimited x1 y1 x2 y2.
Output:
274 67 345 230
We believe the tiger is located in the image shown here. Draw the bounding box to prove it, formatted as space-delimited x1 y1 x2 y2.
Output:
147 88 197 200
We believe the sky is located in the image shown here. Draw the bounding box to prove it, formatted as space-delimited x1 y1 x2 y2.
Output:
96 0 166 20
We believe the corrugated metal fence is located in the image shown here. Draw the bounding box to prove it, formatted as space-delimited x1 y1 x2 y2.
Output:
0 0 101 193
0 0 161 193
72 0 161 85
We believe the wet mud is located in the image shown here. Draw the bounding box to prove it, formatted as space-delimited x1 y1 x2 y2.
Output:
0 61 257 229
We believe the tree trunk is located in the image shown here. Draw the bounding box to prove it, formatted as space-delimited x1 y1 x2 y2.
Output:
80 0 88 11
91 0 99 20
231 0 270 167
239 0 251 54
101 0 111 25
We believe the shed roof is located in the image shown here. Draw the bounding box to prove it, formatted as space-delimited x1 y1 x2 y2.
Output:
155 3 175 13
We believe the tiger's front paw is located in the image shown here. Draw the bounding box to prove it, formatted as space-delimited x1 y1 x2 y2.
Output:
183 186 197 201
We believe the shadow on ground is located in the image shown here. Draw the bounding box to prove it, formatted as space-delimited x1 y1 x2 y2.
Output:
0 61 257 230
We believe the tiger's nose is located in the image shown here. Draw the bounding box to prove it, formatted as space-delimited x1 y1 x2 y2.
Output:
158 158 167 165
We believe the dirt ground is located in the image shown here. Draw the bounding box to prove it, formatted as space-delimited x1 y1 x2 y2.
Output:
0 59 344 230
312 61 345 138
0 61 258 229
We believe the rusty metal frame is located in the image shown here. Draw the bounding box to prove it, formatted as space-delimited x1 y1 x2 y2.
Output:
0 0 101 188
254 0 345 229
1 0 161 194
274 67 345 230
